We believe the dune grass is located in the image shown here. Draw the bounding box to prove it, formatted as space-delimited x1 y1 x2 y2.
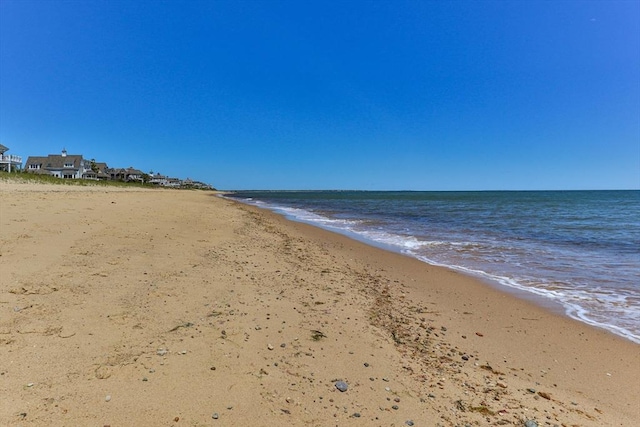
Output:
0 171 151 188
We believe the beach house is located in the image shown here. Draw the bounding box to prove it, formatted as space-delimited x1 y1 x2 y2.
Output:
0 144 23 172
107 167 144 182
83 161 110 180
25 149 85 179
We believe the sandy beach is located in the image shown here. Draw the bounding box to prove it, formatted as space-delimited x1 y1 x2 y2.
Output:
1 181 638 426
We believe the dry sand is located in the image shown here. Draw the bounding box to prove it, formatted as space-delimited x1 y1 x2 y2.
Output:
1 181 638 426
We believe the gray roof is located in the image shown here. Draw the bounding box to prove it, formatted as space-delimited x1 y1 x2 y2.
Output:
0 144 8 153
25 154 84 170
109 167 143 175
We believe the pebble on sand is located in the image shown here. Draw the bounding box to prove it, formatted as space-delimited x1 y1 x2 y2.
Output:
335 381 348 392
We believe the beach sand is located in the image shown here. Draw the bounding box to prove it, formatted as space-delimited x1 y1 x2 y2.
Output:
1 181 638 426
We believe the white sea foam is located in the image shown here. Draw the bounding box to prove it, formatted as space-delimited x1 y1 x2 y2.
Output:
410 254 640 344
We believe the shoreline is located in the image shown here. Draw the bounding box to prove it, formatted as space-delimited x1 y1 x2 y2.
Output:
1 182 638 426
229 197 640 422
226 195 640 345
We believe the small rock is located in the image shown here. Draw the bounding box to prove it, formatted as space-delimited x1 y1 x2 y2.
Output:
212 413 219 419
267 344 274 350
280 343 286 348
527 388 536 393
157 349 168 356
524 421 538 427
392 405 399 410
105 395 111 402
335 381 348 392
364 362 370 367
462 355 469 361
352 412 361 418
406 421 415 426
382 377 389 382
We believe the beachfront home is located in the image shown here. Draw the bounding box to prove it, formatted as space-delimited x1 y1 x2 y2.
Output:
25 149 85 179
148 173 169 186
107 167 144 182
83 161 110 180
181 178 214 190
0 144 23 172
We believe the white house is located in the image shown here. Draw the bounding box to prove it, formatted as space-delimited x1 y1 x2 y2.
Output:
24 149 85 179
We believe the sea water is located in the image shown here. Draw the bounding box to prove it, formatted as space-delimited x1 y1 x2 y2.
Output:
227 191 640 344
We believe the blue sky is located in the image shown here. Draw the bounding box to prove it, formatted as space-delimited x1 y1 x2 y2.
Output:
1 0 638 190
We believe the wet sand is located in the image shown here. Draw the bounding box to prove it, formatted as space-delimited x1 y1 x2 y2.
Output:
1 180 638 426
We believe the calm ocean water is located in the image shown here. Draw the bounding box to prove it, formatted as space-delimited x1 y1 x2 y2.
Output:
226 191 640 344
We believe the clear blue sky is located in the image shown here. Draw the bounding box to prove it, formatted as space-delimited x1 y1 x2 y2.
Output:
1 0 638 190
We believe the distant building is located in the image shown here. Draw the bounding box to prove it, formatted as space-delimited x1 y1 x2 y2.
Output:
83 161 110 180
148 172 170 186
25 149 85 179
20 147 213 188
107 167 144 182
0 144 23 172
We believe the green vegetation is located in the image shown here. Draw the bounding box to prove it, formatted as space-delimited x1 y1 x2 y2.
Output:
0 170 216 190
0 170 151 188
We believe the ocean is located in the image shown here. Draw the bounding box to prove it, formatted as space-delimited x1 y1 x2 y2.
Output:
226 190 640 344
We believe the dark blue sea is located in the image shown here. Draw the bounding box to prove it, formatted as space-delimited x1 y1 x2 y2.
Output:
226 191 640 344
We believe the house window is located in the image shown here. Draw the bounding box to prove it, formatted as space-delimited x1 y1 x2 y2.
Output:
64 163 74 168
29 164 40 169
